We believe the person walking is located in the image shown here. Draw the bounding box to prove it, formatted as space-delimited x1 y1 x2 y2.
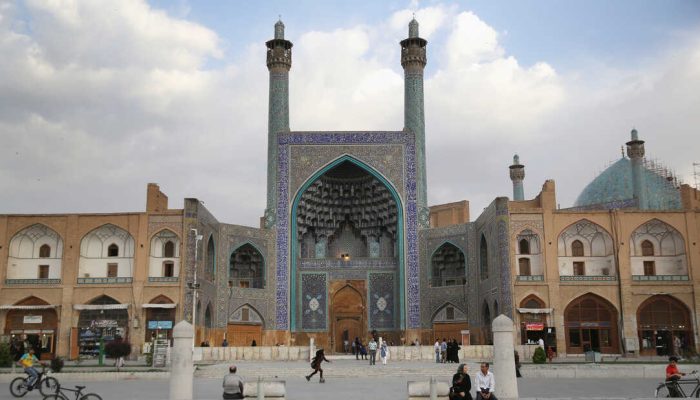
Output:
434 340 441 363
222 365 244 399
475 362 497 400
380 341 390 365
306 348 331 383
354 337 361 360
450 363 473 400
368 338 378 365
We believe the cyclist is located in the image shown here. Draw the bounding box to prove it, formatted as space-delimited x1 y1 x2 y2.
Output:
666 356 686 397
17 347 44 390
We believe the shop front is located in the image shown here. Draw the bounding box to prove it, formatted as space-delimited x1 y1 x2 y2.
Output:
143 296 176 343
564 294 619 354
638 295 693 356
518 296 556 353
71 296 129 359
1 297 59 360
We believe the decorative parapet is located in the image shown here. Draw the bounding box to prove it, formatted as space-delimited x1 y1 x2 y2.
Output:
78 277 133 284
516 275 544 282
148 276 180 283
560 275 617 282
5 279 61 285
632 275 689 282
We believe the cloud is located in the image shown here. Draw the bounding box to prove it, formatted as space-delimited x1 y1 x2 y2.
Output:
0 1 698 226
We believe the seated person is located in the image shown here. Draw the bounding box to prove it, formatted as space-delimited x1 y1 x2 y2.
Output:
451 363 472 400
475 362 497 400
222 365 244 399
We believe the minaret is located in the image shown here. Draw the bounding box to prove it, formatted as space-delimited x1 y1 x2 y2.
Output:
626 128 648 209
509 154 525 201
264 19 293 227
401 17 429 227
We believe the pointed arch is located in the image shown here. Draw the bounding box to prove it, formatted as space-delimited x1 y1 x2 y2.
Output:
229 242 266 289
290 154 405 331
564 292 619 353
637 295 693 356
557 219 615 277
148 295 174 304
479 234 489 279
629 219 687 277
204 302 213 328
8 223 64 259
519 294 545 309
229 303 265 327
431 302 467 323
206 235 216 277
430 241 466 287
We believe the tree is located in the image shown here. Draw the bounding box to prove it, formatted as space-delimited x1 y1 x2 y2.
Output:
532 346 546 364
0 343 12 367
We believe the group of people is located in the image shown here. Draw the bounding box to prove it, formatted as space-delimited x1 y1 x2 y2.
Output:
435 338 461 363
450 362 497 400
349 336 391 365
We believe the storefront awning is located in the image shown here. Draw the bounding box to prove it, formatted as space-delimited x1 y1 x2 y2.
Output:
517 308 553 314
142 303 177 309
0 305 60 310
73 304 130 310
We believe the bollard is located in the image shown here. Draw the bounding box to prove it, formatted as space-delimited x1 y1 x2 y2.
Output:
257 376 264 400
429 376 437 400
492 314 519 400
169 321 194 400
309 338 315 363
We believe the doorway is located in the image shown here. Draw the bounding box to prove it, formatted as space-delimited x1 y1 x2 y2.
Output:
331 283 365 354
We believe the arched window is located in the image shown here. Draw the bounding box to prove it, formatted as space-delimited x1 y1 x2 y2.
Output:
480 235 489 280
565 294 619 353
482 301 492 345
641 240 654 257
163 241 175 258
39 244 51 258
204 304 213 328
519 239 530 255
571 240 584 257
207 236 216 277
229 243 265 289
107 244 119 257
637 295 693 356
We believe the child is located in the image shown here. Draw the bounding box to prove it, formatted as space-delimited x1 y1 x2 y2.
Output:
306 348 331 383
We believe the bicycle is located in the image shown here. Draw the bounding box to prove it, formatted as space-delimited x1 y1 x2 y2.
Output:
10 365 59 397
42 383 102 400
655 370 700 398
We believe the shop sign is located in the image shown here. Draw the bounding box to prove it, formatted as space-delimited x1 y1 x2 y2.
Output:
148 320 173 330
23 315 43 324
91 320 118 328
526 323 544 331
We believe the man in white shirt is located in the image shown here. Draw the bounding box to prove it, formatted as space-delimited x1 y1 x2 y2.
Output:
538 337 545 349
434 340 440 363
476 362 497 400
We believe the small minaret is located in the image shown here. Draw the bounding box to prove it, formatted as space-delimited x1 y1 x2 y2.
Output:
401 17 429 226
264 19 293 227
626 128 648 209
509 154 525 201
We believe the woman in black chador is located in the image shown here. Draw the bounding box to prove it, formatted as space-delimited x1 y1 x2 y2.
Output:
450 363 472 400
305 348 331 383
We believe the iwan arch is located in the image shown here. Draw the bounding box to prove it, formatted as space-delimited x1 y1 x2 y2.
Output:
2 19 700 359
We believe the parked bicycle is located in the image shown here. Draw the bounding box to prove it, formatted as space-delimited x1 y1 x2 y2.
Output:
10 365 59 397
42 384 102 400
655 369 700 398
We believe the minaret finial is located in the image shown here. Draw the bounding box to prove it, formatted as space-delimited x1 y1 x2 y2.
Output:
409 16 419 38
274 17 285 40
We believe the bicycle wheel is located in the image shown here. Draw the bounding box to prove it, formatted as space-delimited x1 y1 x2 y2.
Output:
9 377 28 398
79 393 103 400
39 377 59 396
655 383 670 398
43 394 68 400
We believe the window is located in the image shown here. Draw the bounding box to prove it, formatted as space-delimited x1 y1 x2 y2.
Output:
107 244 119 257
519 258 531 276
519 239 530 255
446 306 455 320
641 240 654 257
571 240 584 257
480 235 489 280
163 241 175 258
241 308 250 322
107 263 118 277
573 261 585 276
39 244 51 258
163 261 174 277
643 261 656 276
38 265 49 279
239 280 250 288
207 236 216 276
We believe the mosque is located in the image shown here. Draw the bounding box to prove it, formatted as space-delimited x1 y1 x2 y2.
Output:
1 19 699 360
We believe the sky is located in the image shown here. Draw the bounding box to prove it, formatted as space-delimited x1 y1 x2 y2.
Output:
1 0 699 226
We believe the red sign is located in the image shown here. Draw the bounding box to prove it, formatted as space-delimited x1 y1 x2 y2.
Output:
526 323 544 331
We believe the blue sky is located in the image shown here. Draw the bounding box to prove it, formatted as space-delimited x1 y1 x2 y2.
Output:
1 1 699 224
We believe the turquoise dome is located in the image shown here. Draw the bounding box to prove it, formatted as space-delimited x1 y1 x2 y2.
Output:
574 158 681 210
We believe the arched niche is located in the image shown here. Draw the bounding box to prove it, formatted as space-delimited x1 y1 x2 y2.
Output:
515 229 543 278
7 224 64 281
557 220 615 278
78 224 134 281
430 242 466 287
149 230 180 280
637 295 693 356
229 243 265 289
629 219 687 278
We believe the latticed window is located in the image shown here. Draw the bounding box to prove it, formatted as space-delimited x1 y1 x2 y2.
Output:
519 239 530 255
480 235 489 280
107 244 119 257
571 240 584 257
163 241 175 258
641 240 654 256
39 244 51 258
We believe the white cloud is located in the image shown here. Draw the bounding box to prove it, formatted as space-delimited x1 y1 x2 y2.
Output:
0 1 698 226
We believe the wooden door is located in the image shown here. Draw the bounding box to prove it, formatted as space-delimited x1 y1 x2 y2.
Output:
335 318 361 353
433 322 468 344
227 324 262 347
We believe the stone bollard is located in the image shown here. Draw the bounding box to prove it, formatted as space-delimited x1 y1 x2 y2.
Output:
492 314 518 400
429 376 437 400
169 321 194 400
309 338 315 363
257 376 264 400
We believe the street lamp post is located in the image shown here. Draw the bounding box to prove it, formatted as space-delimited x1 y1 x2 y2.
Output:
188 229 203 349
